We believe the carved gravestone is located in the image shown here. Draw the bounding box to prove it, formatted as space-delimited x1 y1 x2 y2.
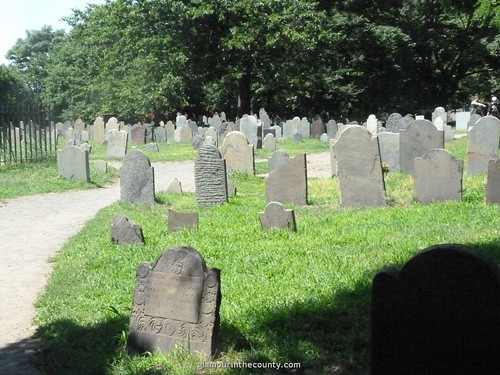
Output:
334 125 386 206
111 215 144 245
385 113 403 133
259 202 296 231
467 116 500 175
167 210 199 232
265 154 308 205
57 145 90 182
414 149 463 204
120 150 155 204
486 158 500 204
128 246 221 356
371 244 500 375
195 145 228 207
219 131 255 175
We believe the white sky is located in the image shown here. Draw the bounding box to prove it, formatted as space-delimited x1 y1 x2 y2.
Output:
0 0 107 65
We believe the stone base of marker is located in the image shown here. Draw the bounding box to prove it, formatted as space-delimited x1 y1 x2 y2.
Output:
128 246 221 357
167 210 199 232
259 202 296 231
111 215 144 245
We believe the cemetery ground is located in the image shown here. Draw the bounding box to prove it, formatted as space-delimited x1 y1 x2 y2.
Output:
2 137 500 374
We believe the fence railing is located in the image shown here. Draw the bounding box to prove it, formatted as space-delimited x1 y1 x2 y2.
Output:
0 106 57 165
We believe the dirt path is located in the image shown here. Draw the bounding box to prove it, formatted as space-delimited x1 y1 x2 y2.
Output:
0 153 330 374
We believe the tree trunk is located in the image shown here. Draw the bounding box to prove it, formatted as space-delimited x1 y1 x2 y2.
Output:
237 70 251 117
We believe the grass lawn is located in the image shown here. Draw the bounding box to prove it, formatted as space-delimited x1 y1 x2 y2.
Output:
15 136 500 374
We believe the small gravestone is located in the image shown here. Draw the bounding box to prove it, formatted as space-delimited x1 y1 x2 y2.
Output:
268 150 290 173
385 113 403 133
219 131 255 175
192 134 203 150
310 118 325 139
111 215 144 245
293 133 303 143
93 116 106 144
107 129 129 158
486 158 500 204
167 210 199 232
146 143 159 152
131 124 146 145
371 244 500 375
57 146 90 182
259 202 296 231
166 179 183 194
367 114 378 134
120 150 155 204
128 246 221 357
74 118 85 132
154 126 167 143
377 132 400 171
265 154 307 205
414 149 463 204
467 116 500 175
263 133 276 152
195 144 228 206
326 119 337 139
94 160 108 173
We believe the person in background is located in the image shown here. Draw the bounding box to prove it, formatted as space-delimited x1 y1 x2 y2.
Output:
471 95 487 116
487 96 500 118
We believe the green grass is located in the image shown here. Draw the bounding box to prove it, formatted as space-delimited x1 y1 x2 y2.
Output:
31 136 500 375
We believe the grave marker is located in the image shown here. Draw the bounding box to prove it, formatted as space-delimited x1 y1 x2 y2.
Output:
195 145 228 206
259 202 296 231
120 150 155 204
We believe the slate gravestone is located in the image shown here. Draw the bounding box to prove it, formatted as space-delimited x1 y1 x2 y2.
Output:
107 129 128 158
385 113 403 133
219 131 255 175
397 114 414 132
57 145 90 182
467 116 500 175
259 201 296 231
128 246 221 357
120 150 155 204
377 132 400 171
334 125 386 207
259 107 271 128
165 121 175 141
167 210 199 232
414 149 463 204
310 118 325 139
400 119 444 175
486 158 500 204
179 125 192 143
154 126 167 143
268 150 290 173
74 118 85 132
166 179 183 194
371 244 500 375
93 116 106 144
239 114 259 147
111 215 145 245
265 154 308 205
263 133 276 152
326 120 337 139
467 113 482 129
131 124 146 145
195 145 228 207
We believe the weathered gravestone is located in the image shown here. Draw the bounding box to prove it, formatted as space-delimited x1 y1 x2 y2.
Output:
57 145 90 182
111 215 145 245
486 158 500 204
93 116 106 144
74 118 85 132
455 111 470 132
414 149 463 204
219 131 255 175
131 124 146 145
107 129 129 158
334 125 386 207
377 132 400 171
263 133 276 152
154 126 167 143
265 154 308 205
367 114 378 134
128 246 221 356
239 114 259 147
120 150 155 204
166 179 183 194
195 145 228 206
466 116 500 175
371 243 500 375
310 118 325 139
167 210 199 232
467 113 482 129
259 201 296 231
400 119 444 175
268 150 290 173
385 113 403 133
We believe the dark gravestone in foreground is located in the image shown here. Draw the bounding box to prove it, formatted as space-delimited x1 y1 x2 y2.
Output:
371 244 500 375
128 246 221 357
111 215 144 245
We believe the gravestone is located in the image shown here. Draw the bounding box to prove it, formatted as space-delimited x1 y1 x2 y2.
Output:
166 179 183 194
239 114 259 147
179 125 192 143
367 114 378 134
432 106 447 125
486 158 500 204
334 125 386 206
456 111 471 131
265 154 307 205
397 114 414 133
263 133 276 152
107 129 128 158
128 246 221 357
120 150 155 204
131 124 146 145
203 135 216 146
94 160 107 173
466 116 500 175
74 118 85 132
81 130 89 143
268 150 290 173
259 201 296 231
326 120 337 139
371 244 500 375
167 210 199 232
165 121 175 142
377 132 400 171
414 149 463 204
154 127 167 143
310 118 325 139
146 143 159 152
93 116 106 144
400 119 444 175
467 113 482 129
65 127 74 142
219 131 255 175
195 145 228 206
111 215 144 245
298 117 310 139
259 108 271 128
385 113 403 133
209 113 222 132
106 117 120 140
57 145 90 182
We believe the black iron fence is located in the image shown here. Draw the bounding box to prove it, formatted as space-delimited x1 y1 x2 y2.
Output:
0 105 57 165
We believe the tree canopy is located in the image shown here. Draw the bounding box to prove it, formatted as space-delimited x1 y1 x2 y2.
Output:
3 0 500 122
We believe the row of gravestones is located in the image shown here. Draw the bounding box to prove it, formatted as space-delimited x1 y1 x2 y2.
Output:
124 243 499 375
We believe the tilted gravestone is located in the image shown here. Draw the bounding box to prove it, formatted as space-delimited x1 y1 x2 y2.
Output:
111 215 145 245
486 158 500 204
195 145 228 207
166 178 183 194
400 119 444 175
128 246 221 357
120 150 155 204
167 210 199 232
219 131 255 175
414 149 463 204
57 145 90 182
466 116 500 175
377 132 400 171
371 244 500 375
259 201 296 231
334 125 386 207
265 153 308 205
